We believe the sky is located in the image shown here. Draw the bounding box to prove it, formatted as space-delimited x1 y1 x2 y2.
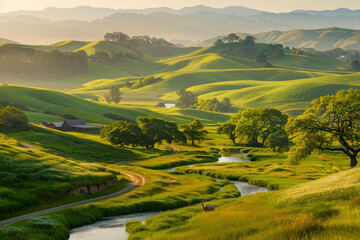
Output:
1 0 360 13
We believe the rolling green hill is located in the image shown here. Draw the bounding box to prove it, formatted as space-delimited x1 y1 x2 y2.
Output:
177 73 360 115
200 27 360 51
0 85 229 124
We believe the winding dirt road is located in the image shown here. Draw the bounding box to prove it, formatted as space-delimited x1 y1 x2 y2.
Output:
0 170 146 228
0 144 179 229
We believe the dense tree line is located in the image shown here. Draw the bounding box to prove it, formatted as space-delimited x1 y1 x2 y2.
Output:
196 98 234 113
104 32 175 51
0 46 87 79
101 116 185 148
214 34 284 62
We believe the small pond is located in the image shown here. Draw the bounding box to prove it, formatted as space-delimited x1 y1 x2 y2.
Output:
165 103 175 108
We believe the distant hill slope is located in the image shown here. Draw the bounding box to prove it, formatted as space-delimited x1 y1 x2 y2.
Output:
0 37 16 44
199 28 360 51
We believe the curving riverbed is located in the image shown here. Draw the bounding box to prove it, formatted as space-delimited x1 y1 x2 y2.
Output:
69 154 270 240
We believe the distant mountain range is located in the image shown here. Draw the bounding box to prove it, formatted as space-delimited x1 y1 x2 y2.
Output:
1 6 360 45
198 28 360 51
0 5 265 21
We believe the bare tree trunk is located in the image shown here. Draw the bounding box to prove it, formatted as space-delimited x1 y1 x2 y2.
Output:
350 154 358 168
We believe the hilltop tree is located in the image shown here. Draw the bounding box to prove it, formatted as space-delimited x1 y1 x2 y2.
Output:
217 122 239 145
180 118 208 146
176 89 198 107
109 86 122 104
244 36 256 46
214 39 224 46
254 52 267 63
0 106 28 130
223 33 240 43
286 89 360 167
232 107 288 147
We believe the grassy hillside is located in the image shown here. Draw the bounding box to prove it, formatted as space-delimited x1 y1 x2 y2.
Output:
200 27 360 51
170 73 359 115
0 134 128 220
0 85 230 124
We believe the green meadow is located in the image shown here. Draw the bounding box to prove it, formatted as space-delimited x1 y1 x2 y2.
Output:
1 36 360 240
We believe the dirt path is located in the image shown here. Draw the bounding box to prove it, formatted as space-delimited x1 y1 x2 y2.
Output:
0 170 146 228
116 144 180 166
18 142 39 150
0 144 178 228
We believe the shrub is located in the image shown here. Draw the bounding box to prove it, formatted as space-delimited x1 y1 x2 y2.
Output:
0 106 28 130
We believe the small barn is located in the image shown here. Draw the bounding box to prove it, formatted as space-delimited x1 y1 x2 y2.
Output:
41 119 102 133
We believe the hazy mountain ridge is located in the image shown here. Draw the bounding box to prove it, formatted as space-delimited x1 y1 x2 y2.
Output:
0 5 265 21
198 27 360 51
1 6 360 45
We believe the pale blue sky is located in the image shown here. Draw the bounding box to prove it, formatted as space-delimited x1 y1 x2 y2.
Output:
1 0 360 13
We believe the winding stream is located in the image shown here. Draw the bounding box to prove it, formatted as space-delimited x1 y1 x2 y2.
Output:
69 154 269 240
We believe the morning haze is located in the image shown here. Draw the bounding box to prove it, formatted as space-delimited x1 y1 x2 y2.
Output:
1 1 360 240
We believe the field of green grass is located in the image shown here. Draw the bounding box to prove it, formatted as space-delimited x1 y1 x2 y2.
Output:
131 164 360 240
0 85 230 125
0 134 129 220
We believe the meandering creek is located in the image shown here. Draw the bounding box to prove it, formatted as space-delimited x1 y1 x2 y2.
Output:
69 154 269 240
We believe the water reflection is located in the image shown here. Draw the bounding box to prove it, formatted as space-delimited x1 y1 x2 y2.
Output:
165 103 175 108
217 153 250 163
69 212 160 240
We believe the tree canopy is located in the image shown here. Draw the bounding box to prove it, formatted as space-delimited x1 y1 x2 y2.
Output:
101 116 185 149
176 89 198 107
0 106 28 130
196 97 233 113
226 107 288 146
180 119 208 146
286 88 360 167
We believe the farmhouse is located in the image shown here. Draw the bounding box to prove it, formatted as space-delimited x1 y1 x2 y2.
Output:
40 119 102 133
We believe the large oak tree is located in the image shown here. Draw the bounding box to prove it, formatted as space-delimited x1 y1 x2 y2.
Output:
286 89 360 167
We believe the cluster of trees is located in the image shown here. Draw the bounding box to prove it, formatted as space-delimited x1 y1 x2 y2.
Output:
101 116 207 148
105 86 122 104
130 76 163 89
217 34 256 46
196 98 233 113
216 89 360 167
104 32 175 51
0 106 28 130
175 89 198 107
0 46 87 79
214 35 284 63
217 107 289 151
